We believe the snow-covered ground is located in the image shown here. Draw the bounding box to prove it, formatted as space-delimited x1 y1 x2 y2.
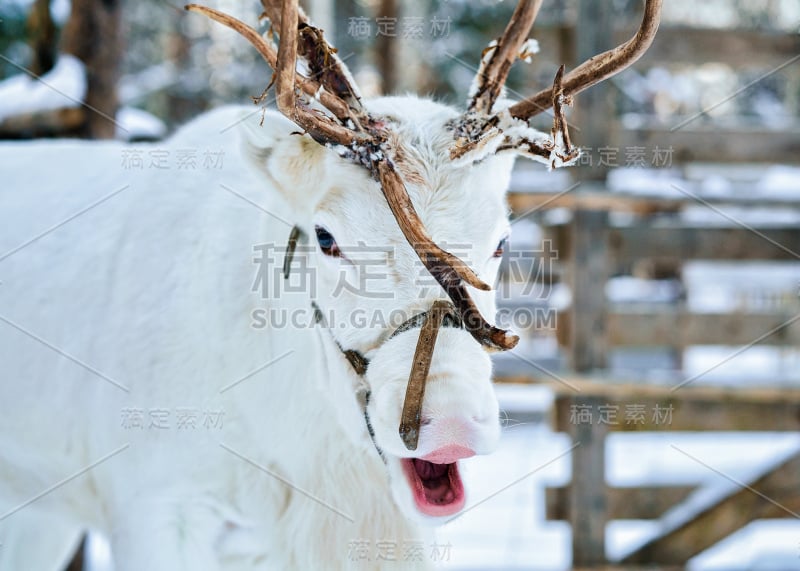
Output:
435 414 800 570
79 415 800 570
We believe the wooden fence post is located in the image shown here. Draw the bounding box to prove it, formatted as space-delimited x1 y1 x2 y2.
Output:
556 395 609 568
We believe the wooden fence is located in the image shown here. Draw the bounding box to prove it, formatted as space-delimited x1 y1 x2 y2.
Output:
498 185 800 568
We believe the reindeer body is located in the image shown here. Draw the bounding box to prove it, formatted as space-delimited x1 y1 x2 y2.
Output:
0 1 663 567
0 101 510 570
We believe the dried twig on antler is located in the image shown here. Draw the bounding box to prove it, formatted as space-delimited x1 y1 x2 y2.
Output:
377 161 518 350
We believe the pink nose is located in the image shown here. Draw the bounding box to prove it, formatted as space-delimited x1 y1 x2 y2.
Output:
421 444 475 464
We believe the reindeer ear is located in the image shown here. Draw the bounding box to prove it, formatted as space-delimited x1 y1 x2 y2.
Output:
239 109 331 218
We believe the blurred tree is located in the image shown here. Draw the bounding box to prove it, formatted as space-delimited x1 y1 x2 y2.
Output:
374 0 398 94
0 3 38 79
26 0 57 76
61 0 122 138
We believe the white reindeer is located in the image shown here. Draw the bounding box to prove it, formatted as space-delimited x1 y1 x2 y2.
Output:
0 1 661 569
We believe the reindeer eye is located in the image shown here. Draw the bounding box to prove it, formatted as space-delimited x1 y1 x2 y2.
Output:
315 226 341 257
493 237 508 258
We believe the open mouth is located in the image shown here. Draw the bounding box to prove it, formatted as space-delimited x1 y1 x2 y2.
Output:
401 457 466 517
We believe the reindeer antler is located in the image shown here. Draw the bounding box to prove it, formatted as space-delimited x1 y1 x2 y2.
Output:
452 0 662 166
258 0 363 115
185 0 518 351
186 4 361 145
508 0 663 120
469 0 544 115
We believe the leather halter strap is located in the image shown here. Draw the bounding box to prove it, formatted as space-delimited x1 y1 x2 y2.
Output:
311 299 462 454
310 302 369 375
310 299 461 379
288 226 463 455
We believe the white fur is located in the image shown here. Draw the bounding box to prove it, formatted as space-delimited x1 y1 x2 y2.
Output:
0 97 518 570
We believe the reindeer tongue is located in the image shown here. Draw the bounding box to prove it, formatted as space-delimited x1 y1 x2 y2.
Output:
413 459 455 503
402 457 465 516
413 458 448 479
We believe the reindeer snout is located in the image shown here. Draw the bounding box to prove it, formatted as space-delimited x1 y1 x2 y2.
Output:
366 326 499 457
418 415 492 458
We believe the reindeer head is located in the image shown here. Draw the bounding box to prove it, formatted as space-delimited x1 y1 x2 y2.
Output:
188 0 661 522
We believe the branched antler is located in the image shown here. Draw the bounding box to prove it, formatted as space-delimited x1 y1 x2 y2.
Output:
186 0 518 351
186 4 361 145
259 0 363 115
186 0 661 449
508 0 663 120
187 0 661 348
550 64 573 156
469 0 544 115
451 0 662 167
